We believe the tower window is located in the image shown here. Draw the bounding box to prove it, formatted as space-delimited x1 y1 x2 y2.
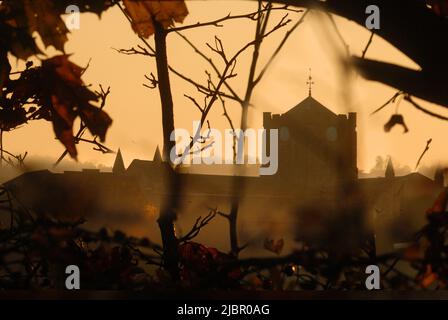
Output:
280 126 290 141
326 126 338 142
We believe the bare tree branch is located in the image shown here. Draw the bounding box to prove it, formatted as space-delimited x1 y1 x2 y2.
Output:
254 9 309 86
174 31 242 103
370 91 403 115
404 94 448 121
143 72 158 89
168 5 303 33
184 94 204 113
178 11 291 163
113 45 155 57
361 31 375 59
179 210 217 243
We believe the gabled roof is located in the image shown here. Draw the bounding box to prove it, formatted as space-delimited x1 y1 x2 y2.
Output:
126 146 167 174
283 96 338 121
126 159 151 173
126 159 172 175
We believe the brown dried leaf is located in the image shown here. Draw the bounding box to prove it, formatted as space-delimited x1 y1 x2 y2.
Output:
123 0 154 38
79 104 113 142
384 114 409 133
51 94 77 159
42 55 111 158
123 0 188 38
147 1 189 27
264 238 284 255
23 0 69 51
43 55 84 86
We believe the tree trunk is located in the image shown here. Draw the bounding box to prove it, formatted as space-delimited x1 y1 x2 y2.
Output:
0 130 3 168
154 21 179 281
228 197 239 257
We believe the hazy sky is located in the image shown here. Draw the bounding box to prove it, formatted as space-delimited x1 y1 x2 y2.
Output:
4 1 448 175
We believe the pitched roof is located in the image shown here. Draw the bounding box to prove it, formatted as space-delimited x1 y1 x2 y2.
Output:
283 96 338 121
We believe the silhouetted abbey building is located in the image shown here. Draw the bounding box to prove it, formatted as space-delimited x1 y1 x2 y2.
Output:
4 91 445 253
262 94 357 205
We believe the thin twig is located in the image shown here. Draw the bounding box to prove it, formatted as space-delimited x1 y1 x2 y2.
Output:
254 9 309 86
178 12 291 163
168 5 302 33
370 91 403 115
179 210 217 243
361 31 375 58
415 138 432 171
175 31 242 103
404 94 448 121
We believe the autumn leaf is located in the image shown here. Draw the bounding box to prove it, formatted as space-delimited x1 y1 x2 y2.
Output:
148 1 189 27
0 9 43 60
418 264 438 288
1 0 116 61
49 55 84 86
123 0 188 38
122 0 153 38
4 55 112 158
263 238 284 255
51 94 78 158
79 104 112 142
53 0 115 17
23 0 69 51
43 56 112 158
178 241 240 286
384 114 409 133
0 106 28 131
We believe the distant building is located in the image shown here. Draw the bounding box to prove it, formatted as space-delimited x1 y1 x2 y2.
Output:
262 95 357 209
3 93 443 252
360 158 443 253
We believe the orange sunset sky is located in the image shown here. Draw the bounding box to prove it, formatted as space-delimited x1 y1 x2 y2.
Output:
3 1 448 178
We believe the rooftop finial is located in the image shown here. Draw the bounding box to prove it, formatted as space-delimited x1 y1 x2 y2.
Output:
306 68 314 97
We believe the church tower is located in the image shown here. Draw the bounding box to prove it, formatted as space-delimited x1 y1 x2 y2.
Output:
262 72 357 198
